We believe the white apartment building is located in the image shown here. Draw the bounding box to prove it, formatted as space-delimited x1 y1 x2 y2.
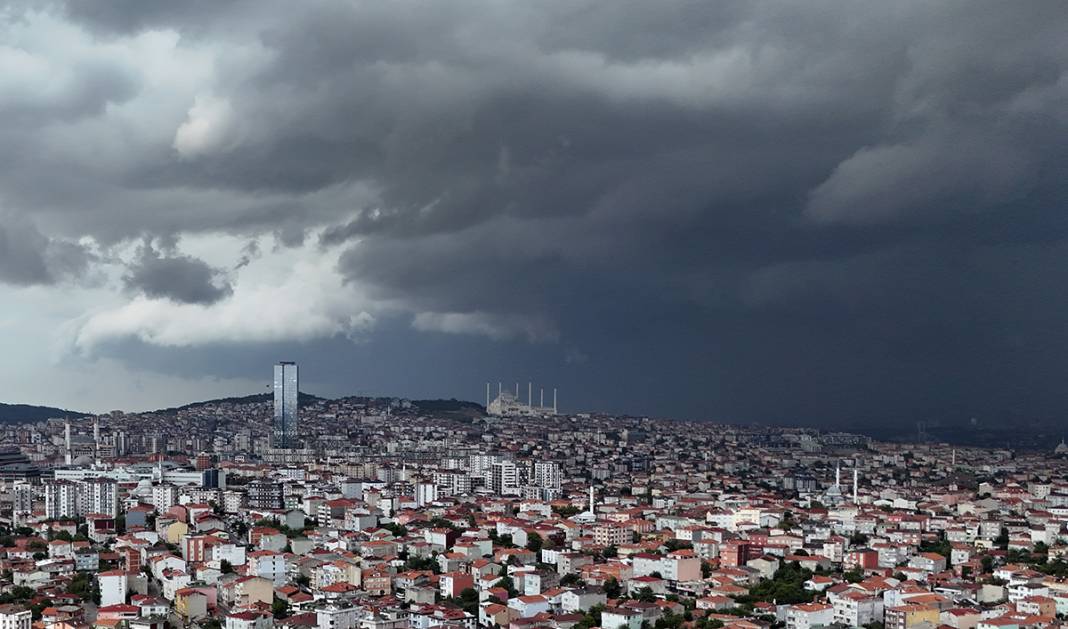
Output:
833 592 884 627
415 482 438 506
786 603 834 629
533 461 562 489
317 605 360 629
98 570 128 607
83 479 119 518
248 551 287 586
490 461 520 496
153 484 179 511
44 481 79 520
0 605 32 629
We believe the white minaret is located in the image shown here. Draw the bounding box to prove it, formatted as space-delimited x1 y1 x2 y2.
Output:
93 418 100 463
835 462 841 490
486 383 490 408
64 421 72 466
951 449 956 468
540 388 544 409
588 486 595 514
853 468 859 505
553 388 558 414
528 382 532 409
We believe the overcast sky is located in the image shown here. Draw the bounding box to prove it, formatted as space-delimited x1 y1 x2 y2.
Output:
2 1 1067 428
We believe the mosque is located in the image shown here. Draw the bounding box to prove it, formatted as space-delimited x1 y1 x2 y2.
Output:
485 382 558 417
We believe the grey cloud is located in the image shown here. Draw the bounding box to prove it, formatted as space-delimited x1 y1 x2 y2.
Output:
4 1 1068 423
273 224 307 249
58 0 250 36
233 239 260 270
805 132 1035 225
123 241 233 304
9 1 1062 248
0 214 92 285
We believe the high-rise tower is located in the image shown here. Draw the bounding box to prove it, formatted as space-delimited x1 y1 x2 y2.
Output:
272 362 299 449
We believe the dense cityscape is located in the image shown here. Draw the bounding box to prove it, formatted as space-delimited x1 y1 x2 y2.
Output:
0 362 1067 629
3 1 1067 629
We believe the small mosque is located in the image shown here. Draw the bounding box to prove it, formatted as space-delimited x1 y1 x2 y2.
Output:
1055 438 1068 456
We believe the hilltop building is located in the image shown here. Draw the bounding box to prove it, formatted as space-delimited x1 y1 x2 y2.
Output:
486 382 557 417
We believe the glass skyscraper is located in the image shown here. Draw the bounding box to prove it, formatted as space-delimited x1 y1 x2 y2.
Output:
272 362 299 448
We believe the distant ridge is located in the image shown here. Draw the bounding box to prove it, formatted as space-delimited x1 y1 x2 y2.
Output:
153 391 325 415
409 398 485 417
0 392 486 424
151 392 485 418
0 403 90 424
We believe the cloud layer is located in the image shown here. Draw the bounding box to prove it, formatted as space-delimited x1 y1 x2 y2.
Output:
1 1 1066 424
122 239 233 304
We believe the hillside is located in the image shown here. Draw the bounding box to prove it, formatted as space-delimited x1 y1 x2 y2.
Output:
153 391 326 415
411 398 486 420
152 392 485 419
0 392 485 424
0 403 90 424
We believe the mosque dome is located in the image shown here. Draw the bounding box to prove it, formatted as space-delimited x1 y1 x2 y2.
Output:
1055 439 1068 455
71 454 94 466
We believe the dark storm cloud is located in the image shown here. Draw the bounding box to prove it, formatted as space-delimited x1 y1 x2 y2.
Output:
6 1 1068 424
0 214 92 285
123 240 232 305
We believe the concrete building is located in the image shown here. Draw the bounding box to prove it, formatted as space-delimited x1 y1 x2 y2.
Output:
0 605 31 629
489 461 520 496
786 603 834 629
247 481 285 510
99 570 129 607
43 481 79 520
84 478 120 518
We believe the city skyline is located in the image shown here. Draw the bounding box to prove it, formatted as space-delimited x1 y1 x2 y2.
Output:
1 384 1067 628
